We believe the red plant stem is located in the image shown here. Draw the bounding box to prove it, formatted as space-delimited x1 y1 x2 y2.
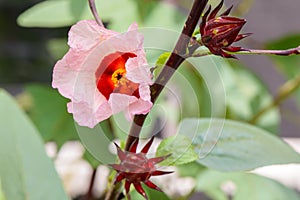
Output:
88 0 104 27
236 46 300 56
125 0 208 150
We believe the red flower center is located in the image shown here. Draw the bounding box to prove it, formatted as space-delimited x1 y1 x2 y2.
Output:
96 52 140 100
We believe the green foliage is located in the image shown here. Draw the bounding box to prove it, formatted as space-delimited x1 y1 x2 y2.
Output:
156 134 198 166
154 52 170 74
266 33 300 109
0 181 6 200
196 170 300 200
0 90 69 200
83 150 101 169
25 84 78 148
176 161 205 178
266 34 300 79
143 2 185 29
178 118 300 171
75 122 115 164
130 185 171 200
132 0 159 22
47 38 68 60
190 56 280 133
17 0 140 31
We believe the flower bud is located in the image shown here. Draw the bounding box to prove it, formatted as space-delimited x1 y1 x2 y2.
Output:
200 0 250 58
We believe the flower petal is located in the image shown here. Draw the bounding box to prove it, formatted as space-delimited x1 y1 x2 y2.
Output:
126 57 153 85
68 20 117 51
109 93 137 114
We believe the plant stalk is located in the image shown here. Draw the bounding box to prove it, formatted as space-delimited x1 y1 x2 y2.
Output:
88 0 104 27
124 0 209 151
249 74 300 124
231 46 300 56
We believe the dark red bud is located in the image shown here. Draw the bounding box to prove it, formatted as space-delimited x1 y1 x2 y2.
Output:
202 16 246 49
199 0 250 58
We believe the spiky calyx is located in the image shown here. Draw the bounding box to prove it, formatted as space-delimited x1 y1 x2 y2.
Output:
200 0 251 58
109 137 172 200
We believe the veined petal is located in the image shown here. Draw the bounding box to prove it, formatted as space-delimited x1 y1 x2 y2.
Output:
68 20 117 51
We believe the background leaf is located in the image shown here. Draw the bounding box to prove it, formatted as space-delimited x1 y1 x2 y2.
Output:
130 186 171 200
17 0 140 31
0 89 69 200
178 118 300 171
189 56 280 133
156 134 198 166
0 181 6 200
266 33 300 110
196 170 300 200
25 84 78 149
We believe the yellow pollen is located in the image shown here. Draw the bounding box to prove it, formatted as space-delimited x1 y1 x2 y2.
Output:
213 29 218 35
222 39 229 46
111 68 127 87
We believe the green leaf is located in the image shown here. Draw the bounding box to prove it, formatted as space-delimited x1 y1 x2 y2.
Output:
83 150 101 169
25 84 78 148
143 1 185 30
17 0 86 28
130 185 171 200
17 0 140 31
153 52 171 78
196 170 300 200
156 134 198 166
190 56 280 133
47 38 68 60
266 34 300 79
175 62 213 118
133 0 159 22
179 118 300 171
265 33 300 109
155 52 171 68
0 90 69 200
176 161 205 178
0 181 6 200
76 121 115 164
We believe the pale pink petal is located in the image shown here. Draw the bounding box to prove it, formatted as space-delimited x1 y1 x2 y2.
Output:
127 22 138 31
138 84 152 101
68 20 117 51
95 102 113 123
126 99 153 120
67 102 99 128
65 49 88 70
109 93 137 114
52 58 78 99
126 57 153 84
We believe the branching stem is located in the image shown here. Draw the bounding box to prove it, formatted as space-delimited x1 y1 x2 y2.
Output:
249 74 300 124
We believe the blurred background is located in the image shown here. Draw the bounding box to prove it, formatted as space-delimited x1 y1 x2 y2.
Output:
1 0 300 199
1 0 300 136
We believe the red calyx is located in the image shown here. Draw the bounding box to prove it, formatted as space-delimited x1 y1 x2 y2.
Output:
109 137 173 200
200 0 251 58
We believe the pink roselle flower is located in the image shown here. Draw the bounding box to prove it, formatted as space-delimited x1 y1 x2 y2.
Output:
52 20 153 128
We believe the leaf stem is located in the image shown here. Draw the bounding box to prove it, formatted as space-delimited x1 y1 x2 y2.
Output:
248 74 300 124
88 0 104 27
230 46 300 56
